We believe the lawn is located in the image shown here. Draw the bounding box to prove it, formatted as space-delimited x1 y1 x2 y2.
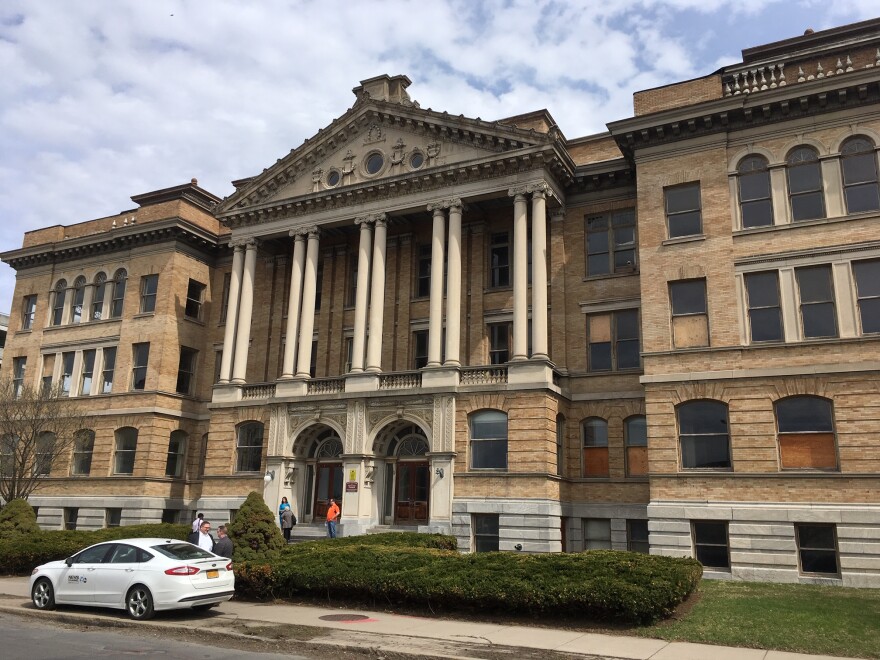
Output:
635 579 880 659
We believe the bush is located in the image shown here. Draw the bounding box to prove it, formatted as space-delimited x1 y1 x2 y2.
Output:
299 532 457 551
0 499 40 538
0 523 189 575
238 539 702 625
227 491 286 563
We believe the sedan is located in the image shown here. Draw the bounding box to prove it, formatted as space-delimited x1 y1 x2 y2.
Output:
30 537 234 620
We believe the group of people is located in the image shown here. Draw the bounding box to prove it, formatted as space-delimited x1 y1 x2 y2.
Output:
279 496 341 540
186 513 234 558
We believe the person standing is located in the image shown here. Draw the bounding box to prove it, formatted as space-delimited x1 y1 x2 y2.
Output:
214 525 233 558
188 520 215 553
326 498 340 539
278 497 290 527
191 512 204 533
280 507 294 543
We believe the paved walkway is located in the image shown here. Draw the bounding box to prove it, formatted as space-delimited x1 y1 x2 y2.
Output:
0 577 855 660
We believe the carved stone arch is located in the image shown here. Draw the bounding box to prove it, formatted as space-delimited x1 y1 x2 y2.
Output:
54 278 68 292
371 418 431 457
72 275 87 289
675 264 707 280
832 126 880 153
92 270 108 285
770 377 830 401
728 145 778 171
291 422 344 459
780 136 829 160
461 393 509 414
114 414 149 430
669 381 731 405
233 406 268 425
113 267 128 281
656 169 705 188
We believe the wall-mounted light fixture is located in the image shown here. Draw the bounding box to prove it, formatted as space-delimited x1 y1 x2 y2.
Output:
264 470 275 483
435 467 444 478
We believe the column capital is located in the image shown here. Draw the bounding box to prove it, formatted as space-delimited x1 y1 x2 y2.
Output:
288 227 309 239
507 186 529 199
230 236 260 249
354 212 386 226
527 181 553 198
427 197 463 212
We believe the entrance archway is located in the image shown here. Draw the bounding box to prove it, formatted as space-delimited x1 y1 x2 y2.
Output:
375 423 430 525
296 427 343 523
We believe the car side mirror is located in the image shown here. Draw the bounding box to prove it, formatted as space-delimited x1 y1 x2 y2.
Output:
64 557 73 567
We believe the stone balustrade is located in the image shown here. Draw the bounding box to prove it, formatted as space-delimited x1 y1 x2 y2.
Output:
378 372 422 390
307 377 345 395
460 366 508 385
242 383 276 400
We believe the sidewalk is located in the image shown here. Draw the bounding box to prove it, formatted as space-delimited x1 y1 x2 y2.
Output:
0 577 855 660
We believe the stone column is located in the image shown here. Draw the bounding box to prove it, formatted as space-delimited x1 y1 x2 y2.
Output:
350 217 374 373
427 204 446 367
231 239 258 384
281 231 307 379
444 200 463 366
510 189 529 361
366 214 388 372
530 185 550 360
219 242 245 383
295 228 321 378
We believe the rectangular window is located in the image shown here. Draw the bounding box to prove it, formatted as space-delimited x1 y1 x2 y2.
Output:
796 524 839 575
110 275 126 318
213 349 223 384
488 322 511 364
796 265 837 338
665 183 702 238
71 431 94 476
80 349 96 396
472 514 499 552
140 274 158 313
584 518 612 550
745 271 784 342
60 352 75 396
587 309 640 371
416 244 431 297
343 337 354 373
131 343 150 391
106 508 122 527
853 259 880 334
161 509 179 524
165 433 186 478
413 330 428 369
21 294 37 330
63 507 78 531
310 339 318 378
692 521 730 569
35 433 54 476
92 279 106 320
219 272 232 324
470 411 508 470
52 289 65 326
627 520 649 554
314 259 324 311
176 346 197 395
12 357 26 399
185 279 206 320
347 253 358 307
489 232 510 288
70 284 85 324
101 347 116 394
670 279 709 348
585 209 637 276
41 354 55 396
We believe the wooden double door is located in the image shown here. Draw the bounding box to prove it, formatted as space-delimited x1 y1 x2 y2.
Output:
313 463 343 520
394 461 429 524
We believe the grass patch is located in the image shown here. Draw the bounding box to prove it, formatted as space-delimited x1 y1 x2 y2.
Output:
635 579 880 659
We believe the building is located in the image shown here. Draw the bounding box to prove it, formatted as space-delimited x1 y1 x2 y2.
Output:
2 19 879 586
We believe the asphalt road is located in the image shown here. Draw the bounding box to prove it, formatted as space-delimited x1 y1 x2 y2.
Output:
0 611 307 660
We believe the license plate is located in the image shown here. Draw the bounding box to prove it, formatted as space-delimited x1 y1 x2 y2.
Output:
206 569 219 579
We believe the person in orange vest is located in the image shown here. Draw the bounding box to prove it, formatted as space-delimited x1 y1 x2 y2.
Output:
326 498 341 538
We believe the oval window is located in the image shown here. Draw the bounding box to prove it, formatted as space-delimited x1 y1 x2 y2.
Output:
326 170 340 187
366 153 384 175
410 152 424 169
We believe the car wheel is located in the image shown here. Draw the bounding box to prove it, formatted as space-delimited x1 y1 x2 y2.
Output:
126 585 155 620
31 578 56 611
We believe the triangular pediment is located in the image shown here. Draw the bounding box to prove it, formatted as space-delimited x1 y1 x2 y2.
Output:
216 75 559 216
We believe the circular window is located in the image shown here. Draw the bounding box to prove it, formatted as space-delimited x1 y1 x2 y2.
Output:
326 170 340 187
409 151 424 169
365 152 384 175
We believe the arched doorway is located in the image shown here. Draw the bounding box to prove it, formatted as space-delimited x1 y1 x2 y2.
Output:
295 427 344 523
375 423 430 525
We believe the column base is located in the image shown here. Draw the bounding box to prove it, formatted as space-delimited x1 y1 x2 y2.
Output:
212 383 242 403
345 372 379 393
275 379 309 397
507 359 557 389
421 367 460 388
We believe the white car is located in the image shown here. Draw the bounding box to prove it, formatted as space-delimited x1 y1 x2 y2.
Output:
30 537 234 620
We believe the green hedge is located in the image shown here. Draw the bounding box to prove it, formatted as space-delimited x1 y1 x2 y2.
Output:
297 531 457 551
0 524 189 575
238 539 701 625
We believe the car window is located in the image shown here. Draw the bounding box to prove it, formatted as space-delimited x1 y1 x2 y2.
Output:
151 543 215 560
108 544 138 564
136 548 154 563
74 544 112 564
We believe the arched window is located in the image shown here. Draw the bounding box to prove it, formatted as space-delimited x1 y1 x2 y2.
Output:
236 422 264 472
787 147 825 221
110 269 127 318
92 272 107 320
776 396 836 470
678 400 731 469
71 429 95 476
315 436 343 459
35 432 55 476
114 427 138 475
581 418 608 477
738 155 773 228
470 410 507 470
165 430 187 478
70 276 86 324
52 280 67 326
841 136 880 213
625 415 648 477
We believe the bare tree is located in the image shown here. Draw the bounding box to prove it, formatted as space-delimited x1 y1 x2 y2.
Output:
0 379 94 503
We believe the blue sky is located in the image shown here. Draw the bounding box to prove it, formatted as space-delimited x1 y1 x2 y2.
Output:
0 0 876 315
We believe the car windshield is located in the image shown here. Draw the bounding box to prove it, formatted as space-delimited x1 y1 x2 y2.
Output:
151 543 215 560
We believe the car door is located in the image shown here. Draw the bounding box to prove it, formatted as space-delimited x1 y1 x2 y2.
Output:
54 543 112 603
91 543 139 606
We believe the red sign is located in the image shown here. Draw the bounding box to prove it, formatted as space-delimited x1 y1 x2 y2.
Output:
345 481 358 492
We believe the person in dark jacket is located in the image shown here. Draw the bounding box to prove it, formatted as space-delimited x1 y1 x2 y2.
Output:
214 525 233 558
280 507 294 542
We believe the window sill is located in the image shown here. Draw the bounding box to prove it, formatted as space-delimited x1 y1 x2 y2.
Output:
184 316 205 326
583 270 639 282
662 234 706 246
680 467 733 473
585 367 644 376
734 209 880 236
468 468 509 473
133 312 155 319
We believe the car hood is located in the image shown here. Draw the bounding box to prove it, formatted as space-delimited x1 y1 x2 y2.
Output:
35 560 68 571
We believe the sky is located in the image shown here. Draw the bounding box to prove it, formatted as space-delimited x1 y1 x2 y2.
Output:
0 0 877 315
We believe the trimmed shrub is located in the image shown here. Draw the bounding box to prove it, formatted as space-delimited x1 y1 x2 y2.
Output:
0 499 40 538
238 540 702 625
227 491 286 563
299 532 457 551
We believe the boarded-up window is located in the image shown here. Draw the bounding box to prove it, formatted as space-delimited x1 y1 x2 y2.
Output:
582 418 609 477
670 279 708 348
776 396 837 470
587 310 640 371
625 415 648 476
